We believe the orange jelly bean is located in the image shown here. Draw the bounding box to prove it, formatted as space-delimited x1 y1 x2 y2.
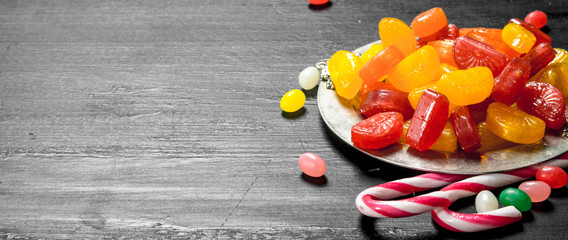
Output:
436 67 494 106
387 45 441 92
502 23 537 54
327 50 363 100
410 7 448 38
379 18 418 56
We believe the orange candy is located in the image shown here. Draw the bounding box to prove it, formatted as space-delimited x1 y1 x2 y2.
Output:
486 102 546 144
410 7 448 38
359 45 406 87
379 18 418 56
464 28 521 59
387 45 441 92
428 39 457 67
327 50 363 100
436 67 494 106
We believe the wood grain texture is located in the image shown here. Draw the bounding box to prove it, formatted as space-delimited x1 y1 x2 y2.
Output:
1 0 568 239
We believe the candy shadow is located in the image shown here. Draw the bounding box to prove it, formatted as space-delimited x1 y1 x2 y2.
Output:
308 2 332 11
359 216 438 240
303 87 318 100
281 108 306 119
550 186 568 197
300 173 327 186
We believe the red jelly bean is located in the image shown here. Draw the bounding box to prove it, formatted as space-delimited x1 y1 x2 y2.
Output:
536 166 568 189
521 42 556 78
453 36 509 77
492 57 531 106
351 111 404 150
359 89 414 120
298 153 326 177
450 106 481 153
509 18 551 46
516 81 567 129
406 89 449 151
307 0 329 5
524 10 548 29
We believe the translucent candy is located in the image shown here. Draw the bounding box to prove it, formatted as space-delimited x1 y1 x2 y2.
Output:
536 166 568 189
524 10 548 29
464 28 521 59
298 153 326 178
405 89 449 151
449 106 481 153
359 89 414 120
532 62 568 97
359 44 384 65
327 50 363 100
516 81 567 129
475 190 499 213
351 111 404 149
501 23 536 54
417 24 459 47
509 18 551 46
379 18 418 56
499 188 532 212
436 67 494 106
387 45 441 92
477 121 516 152
429 122 457 152
453 36 508 77
428 40 457 67
518 181 551 203
521 42 556 78
486 102 546 144
410 7 448 38
551 48 568 64
298 66 320 90
492 57 531 106
359 45 405 88
280 89 305 112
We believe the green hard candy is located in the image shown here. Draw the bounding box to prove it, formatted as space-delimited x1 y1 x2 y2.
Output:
499 188 532 212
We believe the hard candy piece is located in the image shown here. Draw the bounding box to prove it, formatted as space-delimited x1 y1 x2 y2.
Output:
280 89 305 112
405 89 449 151
351 111 404 150
449 106 481 153
522 42 556 78
475 190 499 213
298 66 320 90
486 102 545 144
501 23 536 54
492 57 531 106
499 188 532 212
359 45 405 88
518 181 551 203
410 7 448 38
359 89 414 120
379 17 418 56
436 67 494 106
298 153 326 177
453 36 508 77
387 45 441 92
536 166 568 189
327 50 363 100
516 81 567 129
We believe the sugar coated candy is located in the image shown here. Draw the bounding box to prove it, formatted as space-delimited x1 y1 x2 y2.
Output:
518 181 551 203
536 166 568 189
475 190 499 213
499 188 532 212
280 89 305 112
298 66 320 90
298 153 326 178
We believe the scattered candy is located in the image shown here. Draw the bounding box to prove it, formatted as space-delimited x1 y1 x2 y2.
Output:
518 180 551 202
298 153 326 177
475 190 499 213
499 188 532 212
524 10 548 29
280 89 305 112
536 166 568 188
298 66 320 90
307 0 329 5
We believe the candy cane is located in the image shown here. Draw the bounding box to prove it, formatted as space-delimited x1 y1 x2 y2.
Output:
356 158 568 219
431 206 522 232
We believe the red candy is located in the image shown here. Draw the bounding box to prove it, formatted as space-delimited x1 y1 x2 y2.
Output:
536 166 568 189
453 36 509 77
307 0 329 5
450 106 481 153
492 57 531 106
359 89 414 120
521 42 556 78
351 111 404 149
516 81 567 129
524 10 548 29
406 89 450 151
417 24 459 47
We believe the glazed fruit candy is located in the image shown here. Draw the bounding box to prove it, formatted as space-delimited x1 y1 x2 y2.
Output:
486 102 546 144
398 120 457 152
359 43 384 65
407 84 457 114
492 57 532 106
551 48 568 64
359 45 405 88
387 45 441 92
379 18 417 56
517 81 566 129
410 7 448 38
327 50 363 100
359 89 414 120
531 62 568 97
521 42 556 78
436 67 494 106
536 166 568 189
453 36 509 77
405 89 449 151
502 23 536 54
477 121 516 152
450 106 481 153
351 111 404 149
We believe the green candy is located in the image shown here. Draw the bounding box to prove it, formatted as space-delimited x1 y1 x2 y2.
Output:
499 188 532 212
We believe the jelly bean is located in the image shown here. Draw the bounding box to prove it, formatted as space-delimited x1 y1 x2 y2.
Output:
298 153 326 178
501 23 536 54
410 7 448 38
307 0 329 5
509 18 551 46
359 45 405 88
486 102 545 144
359 89 414 120
359 43 384 65
453 36 508 77
522 42 556 78
327 50 363 100
405 89 449 151
351 112 404 149
518 181 551 203
499 188 532 212
298 66 320 90
475 190 499 213
436 67 494 106
387 45 441 93
280 89 305 112
379 18 418 56
450 106 481 153
536 166 568 189
524 10 548 29
551 48 568 64
532 62 568 97
465 28 521 59
492 57 531 106
516 81 567 129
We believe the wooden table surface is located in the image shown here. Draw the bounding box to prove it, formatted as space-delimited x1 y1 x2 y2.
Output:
2 0 568 239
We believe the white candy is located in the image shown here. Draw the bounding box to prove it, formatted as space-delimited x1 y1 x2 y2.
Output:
475 190 499 213
298 66 320 90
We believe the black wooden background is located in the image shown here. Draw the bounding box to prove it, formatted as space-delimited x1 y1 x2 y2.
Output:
1 0 568 239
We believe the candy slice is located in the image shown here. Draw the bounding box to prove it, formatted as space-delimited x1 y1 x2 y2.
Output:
351 111 404 149
410 7 448 38
429 122 458 152
551 48 568 64
521 42 556 78
486 102 546 144
501 23 536 54
327 50 363 100
531 62 568 97
492 58 531 106
509 18 551 46
428 39 457 67
417 24 458 47
405 89 449 151
359 45 405 87
359 89 414 120
516 81 567 129
465 28 521 59
477 121 516 152
387 45 441 92
359 43 384 65
379 18 418 56
453 36 508 77
436 67 494 106
450 106 481 153
359 82 399 103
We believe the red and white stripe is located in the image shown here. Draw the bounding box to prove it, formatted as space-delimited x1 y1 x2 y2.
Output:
431 206 522 232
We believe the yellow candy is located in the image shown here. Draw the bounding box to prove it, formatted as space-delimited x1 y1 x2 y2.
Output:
531 62 568 97
501 23 536 54
486 102 545 144
359 43 384 65
551 48 568 64
477 121 516 152
327 50 363 100
436 67 494 106
429 122 458 152
280 89 305 112
379 18 418 56
440 63 458 74
387 45 441 92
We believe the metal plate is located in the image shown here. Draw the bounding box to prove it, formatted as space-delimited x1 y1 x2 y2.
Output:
317 41 568 174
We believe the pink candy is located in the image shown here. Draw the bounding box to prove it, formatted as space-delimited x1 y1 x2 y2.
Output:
518 181 551 203
298 153 326 177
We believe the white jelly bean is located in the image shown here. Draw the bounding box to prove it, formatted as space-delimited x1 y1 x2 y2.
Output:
475 190 499 213
298 66 320 90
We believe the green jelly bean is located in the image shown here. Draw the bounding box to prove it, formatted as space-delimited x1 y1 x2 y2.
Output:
499 188 532 212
